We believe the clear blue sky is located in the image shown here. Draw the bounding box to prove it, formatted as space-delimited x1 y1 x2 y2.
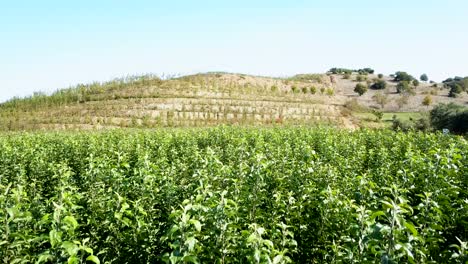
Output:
1 0 467 102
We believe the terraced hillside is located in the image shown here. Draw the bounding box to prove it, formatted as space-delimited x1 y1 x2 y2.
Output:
0 73 356 130
0 72 466 131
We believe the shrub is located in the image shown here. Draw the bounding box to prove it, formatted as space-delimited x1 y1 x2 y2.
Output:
442 78 454 83
355 75 367 82
320 87 325 94
422 95 432 107
392 115 431 132
443 76 468 95
448 84 463 98
378 73 384 79
412 79 420 87
430 103 468 134
326 88 335 96
328 67 353 74
396 81 411 94
394 71 414 82
329 67 374 75
343 73 351 79
354 83 368 96
372 109 383 121
270 85 278 92
370 79 387 90
420 74 428 82
414 116 431 131
291 85 299 93
358 68 374 74
290 74 323 83
302 87 308 94
310 86 317 94
391 116 412 132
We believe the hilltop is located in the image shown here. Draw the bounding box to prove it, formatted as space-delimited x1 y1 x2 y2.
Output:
0 71 466 131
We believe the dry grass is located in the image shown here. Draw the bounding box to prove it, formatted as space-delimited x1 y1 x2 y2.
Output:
1 72 466 131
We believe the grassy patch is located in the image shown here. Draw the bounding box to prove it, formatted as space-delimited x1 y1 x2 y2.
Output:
354 111 422 128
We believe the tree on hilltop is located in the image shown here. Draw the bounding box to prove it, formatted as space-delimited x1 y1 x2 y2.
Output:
420 74 428 82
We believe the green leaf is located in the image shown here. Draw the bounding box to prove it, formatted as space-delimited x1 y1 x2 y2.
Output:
63 215 79 230
404 221 418 237
35 253 53 264
254 249 261 263
169 254 182 264
189 219 202 232
83 246 94 254
49 230 62 248
182 255 199 263
185 237 197 251
273 255 283 264
86 255 100 264
370 211 385 220
263 239 274 248
62 241 79 256
381 201 394 209
247 233 257 243
67 256 80 264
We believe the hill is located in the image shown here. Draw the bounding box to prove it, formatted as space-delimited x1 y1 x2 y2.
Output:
0 71 467 131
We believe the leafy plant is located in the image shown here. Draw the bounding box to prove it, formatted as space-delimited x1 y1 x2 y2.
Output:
0 127 466 262
354 83 368 96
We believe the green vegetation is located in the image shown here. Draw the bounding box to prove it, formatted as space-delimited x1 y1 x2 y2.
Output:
420 74 428 82
430 103 468 134
391 114 430 132
291 85 299 93
0 75 164 110
422 95 433 107
443 76 468 98
355 74 367 82
354 112 422 127
325 88 335 96
328 68 353 74
309 86 317 94
354 83 368 96
328 67 374 75
449 84 464 98
384 112 421 122
290 74 323 83
358 68 375 74
371 109 383 121
0 73 347 131
396 81 411 94
393 71 415 82
1 127 466 263
387 103 468 135
370 79 387 90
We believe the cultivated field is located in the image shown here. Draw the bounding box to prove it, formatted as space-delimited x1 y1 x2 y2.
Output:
1 72 466 131
1 127 466 263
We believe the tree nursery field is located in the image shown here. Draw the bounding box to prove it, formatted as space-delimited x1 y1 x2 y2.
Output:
0 127 467 263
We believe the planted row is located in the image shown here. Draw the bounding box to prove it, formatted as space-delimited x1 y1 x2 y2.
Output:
0 127 466 263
